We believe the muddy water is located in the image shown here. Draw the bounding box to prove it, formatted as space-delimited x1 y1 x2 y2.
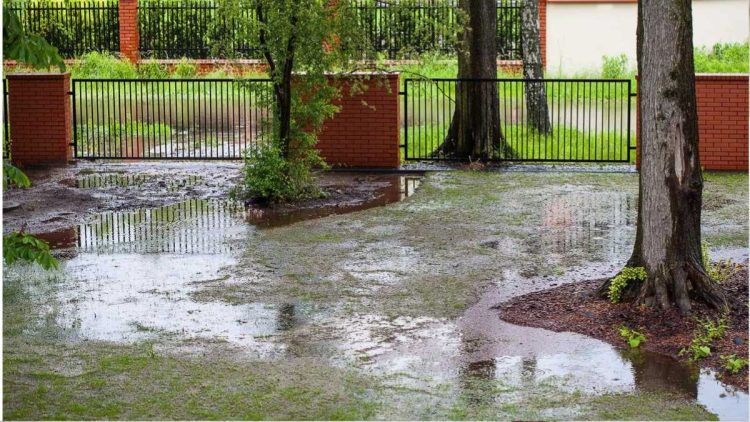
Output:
25 172 749 420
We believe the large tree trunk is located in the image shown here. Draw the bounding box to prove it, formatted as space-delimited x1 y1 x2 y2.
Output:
441 0 508 160
520 0 550 134
600 0 726 314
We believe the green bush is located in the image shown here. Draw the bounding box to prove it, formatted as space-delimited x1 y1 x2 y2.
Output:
694 42 749 73
601 54 630 79
608 267 646 303
137 61 169 79
240 142 323 202
71 52 137 79
173 59 198 78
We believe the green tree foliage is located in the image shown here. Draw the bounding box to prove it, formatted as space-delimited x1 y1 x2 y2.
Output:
3 7 65 71
240 0 369 201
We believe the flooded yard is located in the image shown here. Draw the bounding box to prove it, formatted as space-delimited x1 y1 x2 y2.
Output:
3 163 748 420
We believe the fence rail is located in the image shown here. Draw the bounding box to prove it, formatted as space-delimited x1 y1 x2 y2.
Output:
4 0 119 58
72 78 274 159
402 78 634 162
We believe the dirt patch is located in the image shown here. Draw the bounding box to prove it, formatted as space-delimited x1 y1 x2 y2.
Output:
497 266 749 391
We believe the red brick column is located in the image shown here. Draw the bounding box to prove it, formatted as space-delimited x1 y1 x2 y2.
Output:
119 0 139 63
316 73 400 168
636 74 748 171
7 73 72 166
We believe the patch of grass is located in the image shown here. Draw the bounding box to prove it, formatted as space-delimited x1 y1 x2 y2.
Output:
4 341 380 420
403 123 632 162
587 392 718 421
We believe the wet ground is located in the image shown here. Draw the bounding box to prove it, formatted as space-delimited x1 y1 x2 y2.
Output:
3 163 748 420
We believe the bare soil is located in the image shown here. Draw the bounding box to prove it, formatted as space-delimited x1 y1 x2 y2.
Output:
497 266 749 391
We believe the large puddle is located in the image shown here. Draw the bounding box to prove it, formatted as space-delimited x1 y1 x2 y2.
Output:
20 173 749 420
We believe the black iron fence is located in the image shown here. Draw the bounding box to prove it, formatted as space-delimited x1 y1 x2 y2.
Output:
71 78 274 159
138 0 258 59
4 0 119 58
402 78 634 162
138 0 522 60
353 0 522 59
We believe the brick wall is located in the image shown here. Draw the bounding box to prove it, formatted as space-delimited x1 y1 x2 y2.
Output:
636 74 748 171
6 73 72 166
316 73 401 168
119 0 139 63
694 74 748 171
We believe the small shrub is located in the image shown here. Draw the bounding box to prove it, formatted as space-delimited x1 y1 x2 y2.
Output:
619 326 646 348
694 42 749 73
240 142 323 202
173 59 198 78
72 52 137 79
137 61 169 79
608 266 646 303
601 54 630 79
3 161 30 189
680 315 728 361
720 354 749 374
702 240 737 282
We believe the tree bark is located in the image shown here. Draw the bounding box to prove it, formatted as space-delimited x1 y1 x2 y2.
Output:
520 0 550 134
601 0 727 314
441 0 509 160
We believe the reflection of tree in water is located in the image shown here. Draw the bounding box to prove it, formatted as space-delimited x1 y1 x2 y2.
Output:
276 303 297 332
537 192 635 259
620 348 698 398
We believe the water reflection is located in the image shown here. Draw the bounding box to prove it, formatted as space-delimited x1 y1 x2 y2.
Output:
75 173 203 191
77 199 246 254
540 191 635 259
246 175 421 228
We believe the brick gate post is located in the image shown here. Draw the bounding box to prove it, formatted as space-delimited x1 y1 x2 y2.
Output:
119 0 139 63
6 73 73 166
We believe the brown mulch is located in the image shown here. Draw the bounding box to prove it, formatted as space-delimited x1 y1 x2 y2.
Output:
497 266 749 391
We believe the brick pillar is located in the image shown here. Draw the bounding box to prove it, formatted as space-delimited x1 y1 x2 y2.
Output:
316 73 401 168
539 0 547 69
7 73 72 166
119 0 139 63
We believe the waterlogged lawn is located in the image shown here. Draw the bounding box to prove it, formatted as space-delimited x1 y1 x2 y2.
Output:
4 170 746 420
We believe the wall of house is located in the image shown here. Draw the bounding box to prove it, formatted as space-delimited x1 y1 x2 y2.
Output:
545 0 749 75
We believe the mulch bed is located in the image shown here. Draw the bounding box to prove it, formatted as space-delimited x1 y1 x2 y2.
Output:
496 267 749 391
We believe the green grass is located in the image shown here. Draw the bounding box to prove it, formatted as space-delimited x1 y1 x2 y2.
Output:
76 122 173 155
403 122 632 162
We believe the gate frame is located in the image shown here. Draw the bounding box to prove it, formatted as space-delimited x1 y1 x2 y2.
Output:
400 77 634 164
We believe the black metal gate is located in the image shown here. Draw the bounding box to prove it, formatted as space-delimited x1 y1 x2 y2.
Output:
71 78 274 159
401 78 634 163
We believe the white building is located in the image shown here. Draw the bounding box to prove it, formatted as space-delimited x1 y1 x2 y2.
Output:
544 0 749 74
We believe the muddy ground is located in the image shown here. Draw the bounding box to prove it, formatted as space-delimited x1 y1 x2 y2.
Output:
3 161 418 234
3 163 748 420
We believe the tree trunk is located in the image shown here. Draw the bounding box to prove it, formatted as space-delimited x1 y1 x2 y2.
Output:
441 0 508 160
601 0 726 314
520 0 550 134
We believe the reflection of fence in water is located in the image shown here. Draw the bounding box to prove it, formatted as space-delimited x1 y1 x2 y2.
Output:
77 199 246 254
542 192 635 257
